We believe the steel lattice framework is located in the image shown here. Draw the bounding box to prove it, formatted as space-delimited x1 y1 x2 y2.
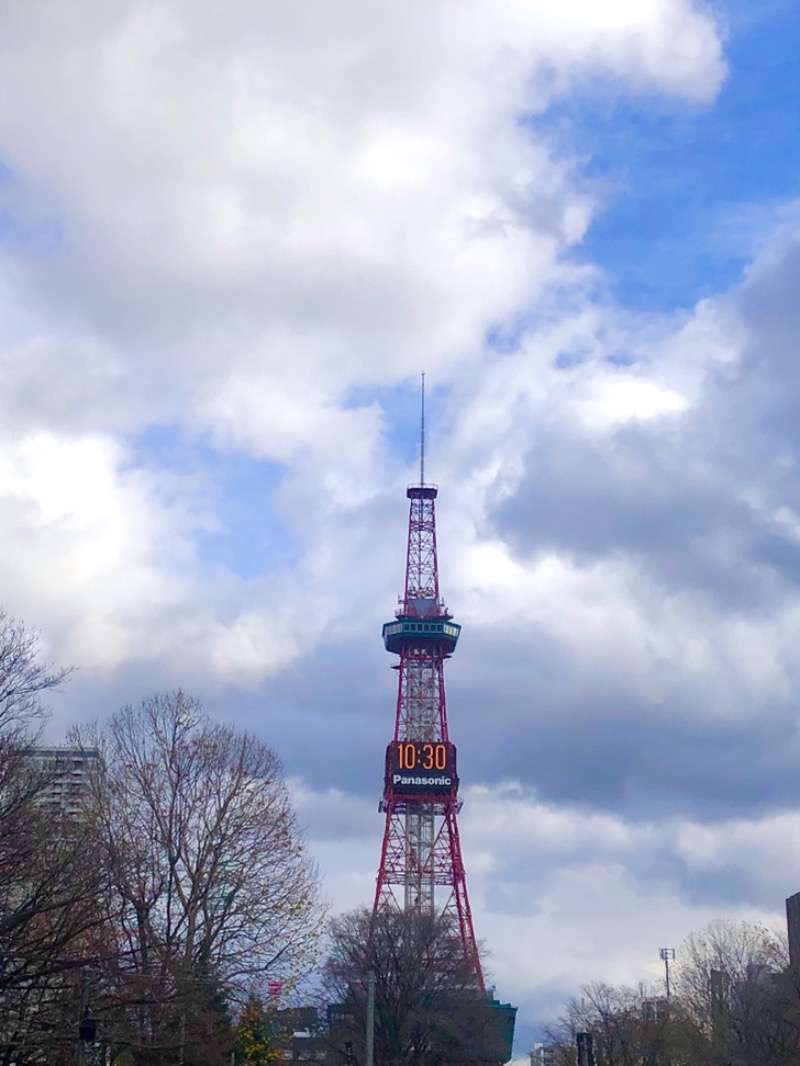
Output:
374 475 484 992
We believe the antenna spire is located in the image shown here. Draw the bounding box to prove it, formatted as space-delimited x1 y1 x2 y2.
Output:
420 373 425 487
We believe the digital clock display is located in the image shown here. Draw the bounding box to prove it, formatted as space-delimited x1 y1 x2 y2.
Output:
385 740 457 795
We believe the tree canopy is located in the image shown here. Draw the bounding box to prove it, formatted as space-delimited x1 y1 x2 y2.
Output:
75 691 324 1065
544 918 800 1066
0 609 325 1065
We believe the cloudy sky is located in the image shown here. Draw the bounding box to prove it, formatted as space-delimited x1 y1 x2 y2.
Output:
3 0 800 1049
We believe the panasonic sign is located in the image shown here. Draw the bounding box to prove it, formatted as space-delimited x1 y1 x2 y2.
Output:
394 773 452 787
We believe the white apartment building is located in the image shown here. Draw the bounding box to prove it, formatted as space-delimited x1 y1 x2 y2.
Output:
28 746 101 816
531 1043 557 1066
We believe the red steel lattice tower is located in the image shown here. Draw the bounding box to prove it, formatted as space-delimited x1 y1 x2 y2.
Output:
373 381 484 992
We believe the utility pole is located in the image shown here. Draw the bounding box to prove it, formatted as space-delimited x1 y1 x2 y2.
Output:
660 947 676 999
76 967 94 1065
365 972 375 1066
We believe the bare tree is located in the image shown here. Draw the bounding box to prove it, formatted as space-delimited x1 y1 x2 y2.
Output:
675 918 799 1066
0 801 111 1065
0 609 106 1065
544 981 690 1066
0 607 72 739
75 691 323 1065
544 920 800 1066
323 906 507 1066
0 606 73 882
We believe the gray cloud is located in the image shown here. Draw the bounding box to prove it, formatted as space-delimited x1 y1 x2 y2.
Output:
491 421 775 607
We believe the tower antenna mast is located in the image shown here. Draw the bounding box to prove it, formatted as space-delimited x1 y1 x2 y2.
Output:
420 372 426 488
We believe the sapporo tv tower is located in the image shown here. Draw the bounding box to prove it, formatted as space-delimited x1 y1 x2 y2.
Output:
373 377 483 992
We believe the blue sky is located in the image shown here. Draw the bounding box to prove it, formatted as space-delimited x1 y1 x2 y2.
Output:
133 423 298 579
548 0 800 309
4 0 800 1053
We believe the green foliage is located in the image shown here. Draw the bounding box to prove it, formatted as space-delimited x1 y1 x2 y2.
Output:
235 995 280 1065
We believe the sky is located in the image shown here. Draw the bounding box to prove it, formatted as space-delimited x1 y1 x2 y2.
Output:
2 0 800 1051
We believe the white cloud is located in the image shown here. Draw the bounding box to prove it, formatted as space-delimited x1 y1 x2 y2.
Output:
0 431 192 669
0 0 722 420
0 428 343 686
0 0 725 680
